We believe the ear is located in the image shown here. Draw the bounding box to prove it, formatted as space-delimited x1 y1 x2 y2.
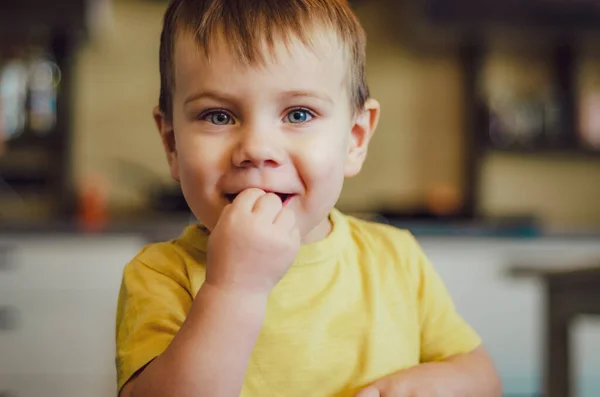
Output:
153 106 180 181
345 98 380 178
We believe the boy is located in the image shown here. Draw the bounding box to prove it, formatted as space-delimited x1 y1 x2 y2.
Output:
115 0 502 396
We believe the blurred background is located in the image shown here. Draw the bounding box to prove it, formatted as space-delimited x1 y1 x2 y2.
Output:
0 0 599 396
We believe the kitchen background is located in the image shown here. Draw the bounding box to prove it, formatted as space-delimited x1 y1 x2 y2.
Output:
1 0 600 396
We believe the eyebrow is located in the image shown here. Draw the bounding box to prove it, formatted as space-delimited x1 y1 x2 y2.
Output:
184 89 333 106
279 90 333 105
184 90 238 106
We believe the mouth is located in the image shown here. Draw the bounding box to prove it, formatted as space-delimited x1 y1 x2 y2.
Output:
225 192 295 205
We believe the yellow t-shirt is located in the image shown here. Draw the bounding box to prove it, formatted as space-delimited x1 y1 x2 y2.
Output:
115 209 481 396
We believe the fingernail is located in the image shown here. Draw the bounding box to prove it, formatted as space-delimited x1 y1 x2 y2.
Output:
357 387 380 397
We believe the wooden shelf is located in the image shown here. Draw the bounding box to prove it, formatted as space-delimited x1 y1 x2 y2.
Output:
459 37 600 219
482 144 600 159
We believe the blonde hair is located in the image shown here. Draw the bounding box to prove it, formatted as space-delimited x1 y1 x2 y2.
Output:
158 0 369 120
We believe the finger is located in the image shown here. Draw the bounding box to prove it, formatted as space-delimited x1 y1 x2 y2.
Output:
232 188 266 212
273 207 296 230
282 221 301 244
214 203 233 226
290 226 301 243
355 386 380 397
253 192 282 219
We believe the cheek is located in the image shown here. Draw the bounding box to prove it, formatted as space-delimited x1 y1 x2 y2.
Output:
176 138 227 229
173 129 232 225
176 130 229 185
297 133 348 192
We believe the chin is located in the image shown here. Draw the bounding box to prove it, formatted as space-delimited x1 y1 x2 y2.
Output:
188 204 221 231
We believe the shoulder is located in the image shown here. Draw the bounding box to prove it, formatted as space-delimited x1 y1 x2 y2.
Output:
337 211 428 279
121 226 207 289
342 213 422 257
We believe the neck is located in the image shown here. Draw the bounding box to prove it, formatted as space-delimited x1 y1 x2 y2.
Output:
301 216 333 245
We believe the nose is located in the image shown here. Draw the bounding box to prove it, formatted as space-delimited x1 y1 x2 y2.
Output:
232 126 283 169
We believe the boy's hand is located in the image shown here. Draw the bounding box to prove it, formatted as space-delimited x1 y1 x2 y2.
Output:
354 348 501 397
206 188 301 296
354 363 457 397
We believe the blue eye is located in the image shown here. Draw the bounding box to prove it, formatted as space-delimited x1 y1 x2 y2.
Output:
204 111 233 125
286 109 313 124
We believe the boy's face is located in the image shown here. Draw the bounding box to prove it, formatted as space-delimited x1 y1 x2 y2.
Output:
155 30 379 243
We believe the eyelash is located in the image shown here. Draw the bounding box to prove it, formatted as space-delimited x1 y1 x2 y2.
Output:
198 107 316 125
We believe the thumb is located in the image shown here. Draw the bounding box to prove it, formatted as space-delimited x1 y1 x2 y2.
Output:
355 385 380 397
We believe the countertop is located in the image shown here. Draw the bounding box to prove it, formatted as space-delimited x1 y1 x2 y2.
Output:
0 214 193 242
0 211 599 242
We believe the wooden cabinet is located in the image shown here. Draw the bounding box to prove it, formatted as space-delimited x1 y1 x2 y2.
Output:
0 233 146 397
419 236 600 396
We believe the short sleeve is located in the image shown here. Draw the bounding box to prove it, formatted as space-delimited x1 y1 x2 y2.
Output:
115 252 193 393
409 236 482 362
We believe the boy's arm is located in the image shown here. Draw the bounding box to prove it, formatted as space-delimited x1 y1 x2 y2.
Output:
123 284 269 397
119 189 300 397
354 346 501 397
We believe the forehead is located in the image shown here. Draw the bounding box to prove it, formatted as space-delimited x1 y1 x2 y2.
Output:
172 28 350 100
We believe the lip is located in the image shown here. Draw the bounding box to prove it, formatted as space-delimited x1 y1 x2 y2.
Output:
224 190 297 206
